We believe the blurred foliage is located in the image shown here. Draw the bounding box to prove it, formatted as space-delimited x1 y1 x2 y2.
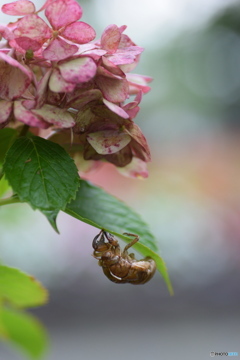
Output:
137 3 240 146
0 265 48 359
212 4 240 33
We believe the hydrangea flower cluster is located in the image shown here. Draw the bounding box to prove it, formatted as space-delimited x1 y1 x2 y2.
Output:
0 0 152 177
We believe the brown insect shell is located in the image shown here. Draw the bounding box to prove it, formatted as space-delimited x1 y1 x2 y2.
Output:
118 259 154 283
92 230 156 284
125 257 156 284
101 250 131 278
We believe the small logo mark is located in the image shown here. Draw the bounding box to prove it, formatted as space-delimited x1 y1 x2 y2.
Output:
210 352 238 357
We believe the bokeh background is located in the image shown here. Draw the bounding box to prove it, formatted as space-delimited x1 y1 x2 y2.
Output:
1 0 240 359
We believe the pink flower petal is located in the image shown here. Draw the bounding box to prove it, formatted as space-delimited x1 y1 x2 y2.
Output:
0 100 13 123
119 33 136 48
43 37 78 61
125 123 151 161
134 91 143 104
104 146 132 167
107 53 136 66
45 0 82 30
59 57 97 84
127 73 153 84
32 105 75 128
101 24 121 54
97 65 123 79
13 14 52 43
77 43 99 53
49 68 76 92
0 53 32 100
69 89 102 109
62 22 96 44
124 92 142 110
22 99 36 109
36 69 52 108
1 0 35 15
123 105 140 119
122 92 142 119
0 25 15 41
95 76 129 103
119 25 127 34
108 46 144 66
102 56 125 77
14 101 50 128
0 50 11 55
121 46 144 56
15 36 42 51
80 115 120 133
119 62 139 73
83 143 102 161
46 90 63 105
76 156 101 175
117 157 148 179
20 84 35 100
128 83 151 95
8 39 26 54
126 73 152 95
102 99 129 119
74 107 97 134
0 52 33 79
80 47 107 61
87 130 131 155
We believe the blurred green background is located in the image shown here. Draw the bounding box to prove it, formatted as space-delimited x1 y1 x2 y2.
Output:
1 0 240 359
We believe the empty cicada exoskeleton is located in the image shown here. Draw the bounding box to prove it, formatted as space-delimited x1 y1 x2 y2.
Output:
92 230 156 285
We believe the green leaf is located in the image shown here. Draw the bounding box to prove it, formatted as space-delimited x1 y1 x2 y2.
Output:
0 175 10 198
3 136 80 211
0 307 48 359
66 180 157 251
0 128 18 164
41 209 60 233
0 265 48 307
65 180 173 294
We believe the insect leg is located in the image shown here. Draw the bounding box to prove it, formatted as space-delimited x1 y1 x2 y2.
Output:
122 233 139 253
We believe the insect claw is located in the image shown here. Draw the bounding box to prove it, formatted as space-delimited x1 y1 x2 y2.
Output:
123 232 139 239
92 230 105 250
103 231 119 247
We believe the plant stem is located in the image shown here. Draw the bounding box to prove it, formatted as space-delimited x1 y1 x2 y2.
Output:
0 196 20 207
